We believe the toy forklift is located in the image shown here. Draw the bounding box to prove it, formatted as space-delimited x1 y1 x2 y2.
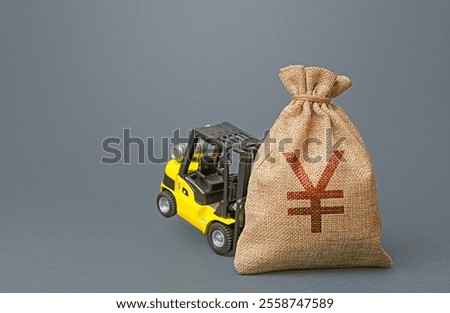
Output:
156 122 260 255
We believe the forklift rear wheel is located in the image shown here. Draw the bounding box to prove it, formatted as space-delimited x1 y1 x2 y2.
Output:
207 222 234 255
157 190 177 218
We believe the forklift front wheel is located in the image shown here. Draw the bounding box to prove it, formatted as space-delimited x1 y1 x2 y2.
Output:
157 190 177 218
207 222 234 255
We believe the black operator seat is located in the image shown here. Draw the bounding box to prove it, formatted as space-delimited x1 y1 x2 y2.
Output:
184 156 225 205
199 156 216 176
198 156 224 191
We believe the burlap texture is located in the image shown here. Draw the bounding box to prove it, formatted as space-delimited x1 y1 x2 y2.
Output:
234 65 392 274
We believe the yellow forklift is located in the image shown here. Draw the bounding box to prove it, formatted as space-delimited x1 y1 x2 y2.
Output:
156 122 260 255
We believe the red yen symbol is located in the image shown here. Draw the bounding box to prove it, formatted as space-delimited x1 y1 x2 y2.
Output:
283 150 345 233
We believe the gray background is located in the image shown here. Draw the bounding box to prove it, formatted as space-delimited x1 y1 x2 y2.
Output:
1 0 449 292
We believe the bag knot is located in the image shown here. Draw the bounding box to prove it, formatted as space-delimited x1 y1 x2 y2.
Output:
291 94 331 103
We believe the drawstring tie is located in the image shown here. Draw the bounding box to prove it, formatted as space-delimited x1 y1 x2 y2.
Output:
291 94 331 103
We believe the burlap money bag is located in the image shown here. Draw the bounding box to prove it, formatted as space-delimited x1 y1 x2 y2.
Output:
234 65 393 274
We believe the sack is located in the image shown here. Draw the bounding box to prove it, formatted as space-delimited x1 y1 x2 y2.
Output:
234 65 393 274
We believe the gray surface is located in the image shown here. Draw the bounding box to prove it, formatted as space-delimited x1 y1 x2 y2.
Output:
1 0 449 292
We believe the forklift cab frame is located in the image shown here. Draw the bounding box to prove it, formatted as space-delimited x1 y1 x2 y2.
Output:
178 122 260 250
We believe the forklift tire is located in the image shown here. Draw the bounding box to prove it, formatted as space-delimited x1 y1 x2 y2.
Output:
157 190 177 218
207 222 234 255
